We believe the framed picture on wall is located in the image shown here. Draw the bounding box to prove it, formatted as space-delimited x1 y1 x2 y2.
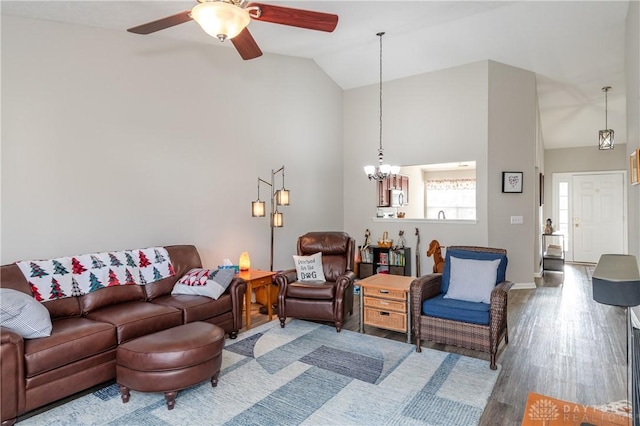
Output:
631 150 640 186
502 171 523 193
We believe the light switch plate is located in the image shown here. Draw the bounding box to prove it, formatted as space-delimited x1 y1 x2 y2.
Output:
510 216 524 224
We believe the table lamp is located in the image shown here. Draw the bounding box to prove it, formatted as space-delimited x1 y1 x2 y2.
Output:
239 252 251 271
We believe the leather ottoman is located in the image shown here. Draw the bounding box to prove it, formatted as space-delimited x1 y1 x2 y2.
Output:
116 321 225 410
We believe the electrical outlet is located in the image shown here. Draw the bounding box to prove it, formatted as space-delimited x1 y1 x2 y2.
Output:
510 216 524 225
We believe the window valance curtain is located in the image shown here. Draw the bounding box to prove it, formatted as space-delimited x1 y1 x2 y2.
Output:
425 179 476 190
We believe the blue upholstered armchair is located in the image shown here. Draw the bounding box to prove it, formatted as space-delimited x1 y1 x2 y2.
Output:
410 246 513 370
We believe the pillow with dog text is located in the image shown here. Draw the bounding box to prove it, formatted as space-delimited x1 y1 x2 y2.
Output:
293 252 326 283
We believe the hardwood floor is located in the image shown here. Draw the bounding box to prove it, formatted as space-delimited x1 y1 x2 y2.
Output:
245 263 628 425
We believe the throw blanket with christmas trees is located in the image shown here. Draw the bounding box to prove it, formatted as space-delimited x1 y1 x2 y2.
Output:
17 247 175 302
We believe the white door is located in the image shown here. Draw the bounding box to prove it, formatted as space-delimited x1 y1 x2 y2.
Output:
572 173 625 263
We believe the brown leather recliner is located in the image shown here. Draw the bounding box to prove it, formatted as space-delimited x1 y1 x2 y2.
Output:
275 232 356 332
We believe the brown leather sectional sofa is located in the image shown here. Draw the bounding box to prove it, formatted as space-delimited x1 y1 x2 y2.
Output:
0 245 246 426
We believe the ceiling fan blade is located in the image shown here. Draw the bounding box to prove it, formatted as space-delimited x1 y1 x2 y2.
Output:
248 3 338 32
127 11 193 35
231 28 263 60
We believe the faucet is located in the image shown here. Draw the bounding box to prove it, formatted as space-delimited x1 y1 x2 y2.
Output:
438 210 446 220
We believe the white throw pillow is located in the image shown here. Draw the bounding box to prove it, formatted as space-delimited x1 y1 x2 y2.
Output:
171 268 235 300
444 256 501 304
293 252 326 283
0 288 52 338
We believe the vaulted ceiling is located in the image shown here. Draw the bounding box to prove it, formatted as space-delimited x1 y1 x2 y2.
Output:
1 1 631 149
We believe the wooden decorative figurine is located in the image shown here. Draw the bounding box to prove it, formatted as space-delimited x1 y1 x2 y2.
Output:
427 239 445 273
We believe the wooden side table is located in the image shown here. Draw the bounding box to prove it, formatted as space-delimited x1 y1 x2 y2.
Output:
358 273 413 343
236 269 276 329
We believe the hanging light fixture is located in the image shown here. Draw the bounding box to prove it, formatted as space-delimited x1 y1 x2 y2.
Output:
251 178 266 217
364 32 400 181
272 211 284 228
275 166 290 206
191 1 251 42
599 86 614 150
250 166 289 271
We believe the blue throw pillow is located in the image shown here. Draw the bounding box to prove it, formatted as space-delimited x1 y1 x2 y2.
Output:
441 249 507 293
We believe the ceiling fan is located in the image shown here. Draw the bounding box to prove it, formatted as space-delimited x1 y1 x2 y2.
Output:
127 0 339 60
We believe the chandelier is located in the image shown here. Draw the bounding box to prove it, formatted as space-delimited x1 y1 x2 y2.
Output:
364 32 400 181
598 86 614 150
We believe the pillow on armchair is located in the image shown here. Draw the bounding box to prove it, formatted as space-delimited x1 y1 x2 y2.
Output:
441 248 508 294
293 252 326 283
444 256 501 303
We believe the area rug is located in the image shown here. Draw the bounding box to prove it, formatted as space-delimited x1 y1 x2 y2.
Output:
521 392 630 426
21 319 500 426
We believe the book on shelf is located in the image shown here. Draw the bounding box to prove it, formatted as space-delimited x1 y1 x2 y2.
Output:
360 247 373 263
390 250 405 266
379 252 388 265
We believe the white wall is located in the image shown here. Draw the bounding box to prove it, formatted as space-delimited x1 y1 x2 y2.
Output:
0 17 555 285
544 145 629 226
1 16 344 271
343 61 489 277
344 60 539 284
625 0 640 260
487 61 538 284
399 166 425 219
625 0 640 324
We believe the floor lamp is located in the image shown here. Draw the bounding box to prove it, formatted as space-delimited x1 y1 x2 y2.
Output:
251 165 289 272
593 254 640 426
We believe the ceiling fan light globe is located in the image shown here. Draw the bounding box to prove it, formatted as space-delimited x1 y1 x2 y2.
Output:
191 2 250 41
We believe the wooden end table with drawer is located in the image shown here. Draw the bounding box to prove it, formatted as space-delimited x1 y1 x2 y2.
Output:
236 269 276 330
358 273 413 343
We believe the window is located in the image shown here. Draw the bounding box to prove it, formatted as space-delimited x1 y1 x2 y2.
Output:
392 161 476 220
552 173 572 259
425 178 476 220
557 182 569 237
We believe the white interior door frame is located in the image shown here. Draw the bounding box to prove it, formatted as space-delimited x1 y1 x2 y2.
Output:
551 170 628 263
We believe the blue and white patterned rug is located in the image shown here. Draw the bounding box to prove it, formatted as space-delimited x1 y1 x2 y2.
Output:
21 319 500 425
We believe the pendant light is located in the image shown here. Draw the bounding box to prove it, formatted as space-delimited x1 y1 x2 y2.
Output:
598 86 614 150
364 32 400 181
